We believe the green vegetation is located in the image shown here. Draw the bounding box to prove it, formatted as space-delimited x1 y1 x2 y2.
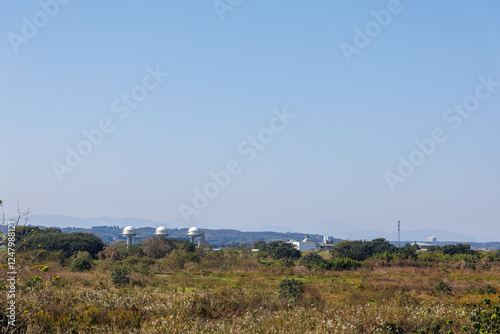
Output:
278 278 303 304
70 257 92 272
110 266 130 286
261 240 301 260
18 227 104 258
3 236 500 333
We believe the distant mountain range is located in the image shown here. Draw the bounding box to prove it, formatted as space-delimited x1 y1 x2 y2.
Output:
21 215 500 243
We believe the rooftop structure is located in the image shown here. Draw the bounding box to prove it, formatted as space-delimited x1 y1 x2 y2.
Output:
122 226 137 247
188 227 205 246
155 226 169 237
303 235 314 243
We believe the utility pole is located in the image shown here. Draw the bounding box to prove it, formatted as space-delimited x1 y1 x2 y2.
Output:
398 220 400 248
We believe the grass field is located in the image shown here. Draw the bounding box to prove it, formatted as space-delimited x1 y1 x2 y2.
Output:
2 246 500 334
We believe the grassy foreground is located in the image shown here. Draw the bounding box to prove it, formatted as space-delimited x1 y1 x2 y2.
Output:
2 247 500 333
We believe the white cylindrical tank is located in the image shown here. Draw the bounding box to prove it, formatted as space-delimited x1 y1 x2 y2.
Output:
155 226 169 237
188 226 201 237
122 226 137 236
123 226 137 247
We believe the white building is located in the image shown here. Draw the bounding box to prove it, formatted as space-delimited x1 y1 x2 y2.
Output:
323 236 334 244
187 227 205 246
289 235 316 251
426 235 437 242
122 226 137 247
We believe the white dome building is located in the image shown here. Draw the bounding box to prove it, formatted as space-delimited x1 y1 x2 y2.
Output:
188 227 201 236
122 226 136 235
155 226 169 237
122 226 137 247
187 227 204 246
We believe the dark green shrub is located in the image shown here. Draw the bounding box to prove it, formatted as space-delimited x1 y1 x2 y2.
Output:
380 321 406 334
329 257 361 271
23 276 42 289
279 258 295 268
182 242 196 253
440 243 476 256
278 278 303 303
17 249 66 265
265 241 301 260
435 281 452 294
127 245 144 257
396 244 418 260
111 266 130 286
470 301 500 333
299 252 328 270
70 257 92 272
252 240 266 251
330 238 396 261
478 284 497 295
20 231 104 258
463 262 476 270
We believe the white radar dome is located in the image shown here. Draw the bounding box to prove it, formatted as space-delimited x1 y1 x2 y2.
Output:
155 226 169 236
122 226 137 235
188 226 201 236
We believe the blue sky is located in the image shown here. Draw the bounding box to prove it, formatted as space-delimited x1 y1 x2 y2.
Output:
1 1 499 237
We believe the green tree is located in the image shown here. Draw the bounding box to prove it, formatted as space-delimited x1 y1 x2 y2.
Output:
141 237 173 259
396 243 418 260
266 241 301 260
252 240 266 251
299 252 328 270
278 278 303 304
19 232 104 258
111 266 130 286
70 257 92 272
330 239 397 261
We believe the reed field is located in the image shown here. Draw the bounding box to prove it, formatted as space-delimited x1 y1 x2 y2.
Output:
2 238 500 333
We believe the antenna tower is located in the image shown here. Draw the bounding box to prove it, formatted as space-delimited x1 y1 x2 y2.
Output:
398 220 400 248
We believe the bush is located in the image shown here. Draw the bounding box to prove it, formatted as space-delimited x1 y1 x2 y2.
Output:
435 281 452 294
419 251 449 262
162 250 191 270
470 300 500 333
17 249 66 265
127 245 144 258
70 257 93 272
396 244 418 260
463 262 476 270
76 251 93 261
20 232 104 258
299 253 328 270
141 238 173 259
111 266 130 286
329 257 361 271
278 278 303 304
330 238 396 261
23 276 42 289
265 241 301 260
99 242 128 260
252 240 266 251
478 284 497 295
431 243 476 256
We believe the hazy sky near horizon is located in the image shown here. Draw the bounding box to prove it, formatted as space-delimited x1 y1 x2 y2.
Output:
1 1 499 235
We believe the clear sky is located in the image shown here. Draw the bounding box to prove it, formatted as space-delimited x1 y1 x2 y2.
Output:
1 1 499 236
